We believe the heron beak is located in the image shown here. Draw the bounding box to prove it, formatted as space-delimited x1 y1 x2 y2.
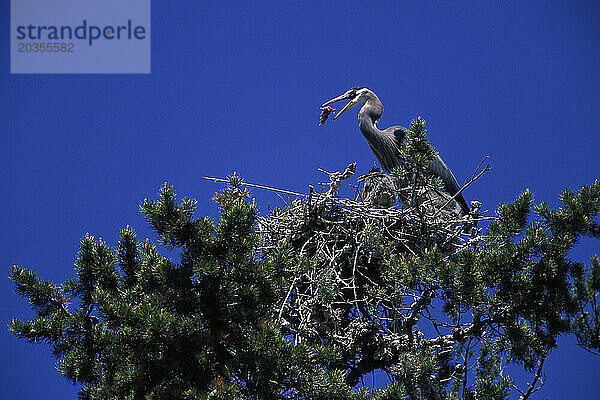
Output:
333 99 355 120
321 93 350 107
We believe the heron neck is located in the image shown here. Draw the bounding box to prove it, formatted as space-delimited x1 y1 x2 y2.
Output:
358 98 383 137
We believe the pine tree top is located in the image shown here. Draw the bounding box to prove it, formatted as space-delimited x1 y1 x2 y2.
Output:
9 121 600 399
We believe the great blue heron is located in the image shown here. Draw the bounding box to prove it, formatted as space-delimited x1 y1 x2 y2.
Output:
322 87 470 215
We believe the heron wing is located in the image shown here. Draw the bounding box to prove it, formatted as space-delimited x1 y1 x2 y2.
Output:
427 155 470 213
391 126 408 150
366 126 407 173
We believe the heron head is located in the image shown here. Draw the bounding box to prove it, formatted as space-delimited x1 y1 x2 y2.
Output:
322 87 372 120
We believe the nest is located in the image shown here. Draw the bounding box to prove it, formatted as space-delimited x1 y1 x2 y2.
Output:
259 164 480 259
257 166 485 366
207 163 490 385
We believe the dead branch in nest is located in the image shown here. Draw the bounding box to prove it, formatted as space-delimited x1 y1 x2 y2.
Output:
203 176 308 198
432 156 492 218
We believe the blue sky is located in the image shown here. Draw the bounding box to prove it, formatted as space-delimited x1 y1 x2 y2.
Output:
1 1 599 398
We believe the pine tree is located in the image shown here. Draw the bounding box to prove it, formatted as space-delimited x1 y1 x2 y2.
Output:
10 119 600 399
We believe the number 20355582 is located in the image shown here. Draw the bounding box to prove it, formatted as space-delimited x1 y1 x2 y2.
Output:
18 42 74 52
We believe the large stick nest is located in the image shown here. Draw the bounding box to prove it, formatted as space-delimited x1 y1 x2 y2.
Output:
256 164 487 385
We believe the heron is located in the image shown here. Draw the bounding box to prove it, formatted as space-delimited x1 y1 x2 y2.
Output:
359 168 396 207
322 87 470 215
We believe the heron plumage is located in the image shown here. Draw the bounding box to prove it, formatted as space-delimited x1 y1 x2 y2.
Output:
324 87 470 214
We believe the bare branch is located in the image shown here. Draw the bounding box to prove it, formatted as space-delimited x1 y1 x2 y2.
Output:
203 176 308 198
433 162 492 218
519 352 548 400
470 155 491 182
